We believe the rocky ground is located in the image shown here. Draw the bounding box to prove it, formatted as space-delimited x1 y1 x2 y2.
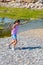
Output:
0 29 43 65
0 1 43 9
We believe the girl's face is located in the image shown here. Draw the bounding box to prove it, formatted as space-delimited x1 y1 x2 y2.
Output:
18 22 20 25
16 22 20 25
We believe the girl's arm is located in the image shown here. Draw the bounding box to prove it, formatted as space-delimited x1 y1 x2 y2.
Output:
11 23 18 30
12 24 15 30
11 24 16 30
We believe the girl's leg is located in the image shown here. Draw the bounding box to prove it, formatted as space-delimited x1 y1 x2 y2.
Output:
9 40 15 46
9 40 17 49
9 40 15 49
13 39 17 48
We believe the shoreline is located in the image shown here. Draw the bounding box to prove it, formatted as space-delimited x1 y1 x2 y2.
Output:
0 28 43 39
0 29 43 47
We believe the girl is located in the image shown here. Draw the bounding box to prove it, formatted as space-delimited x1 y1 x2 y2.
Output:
9 20 20 50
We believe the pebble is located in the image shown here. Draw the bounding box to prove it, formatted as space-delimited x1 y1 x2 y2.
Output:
0 29 43 65
0 1 43 9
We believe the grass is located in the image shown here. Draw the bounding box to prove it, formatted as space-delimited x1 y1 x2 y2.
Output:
0 27 3 29
0 7 43 19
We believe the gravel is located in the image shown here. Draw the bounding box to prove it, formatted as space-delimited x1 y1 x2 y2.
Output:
0 29 43 65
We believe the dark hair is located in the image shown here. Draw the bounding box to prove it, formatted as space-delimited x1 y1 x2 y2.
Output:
14 20 20 24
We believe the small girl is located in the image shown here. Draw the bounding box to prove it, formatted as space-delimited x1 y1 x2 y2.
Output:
9 20 20 50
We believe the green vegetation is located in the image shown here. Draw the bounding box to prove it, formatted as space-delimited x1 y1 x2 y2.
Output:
0 7 43 19
0 30 11 38
0 27 3 29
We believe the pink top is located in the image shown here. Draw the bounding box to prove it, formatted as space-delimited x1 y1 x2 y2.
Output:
11 25 19 35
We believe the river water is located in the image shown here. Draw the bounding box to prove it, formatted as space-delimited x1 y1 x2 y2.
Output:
0 18 43 37
19 19 43 32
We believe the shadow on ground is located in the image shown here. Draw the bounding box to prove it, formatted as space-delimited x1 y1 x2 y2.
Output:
15 46 41 50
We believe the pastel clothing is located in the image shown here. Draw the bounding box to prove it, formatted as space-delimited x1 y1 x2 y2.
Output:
11 25 19 40
12 34 17 40
11 25 19 35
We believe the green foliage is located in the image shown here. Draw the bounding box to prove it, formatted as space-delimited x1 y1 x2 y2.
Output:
0 7 43 19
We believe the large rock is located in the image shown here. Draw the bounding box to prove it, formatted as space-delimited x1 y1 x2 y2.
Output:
38 0 43 3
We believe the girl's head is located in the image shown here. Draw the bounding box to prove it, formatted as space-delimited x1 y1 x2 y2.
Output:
14 20 20 25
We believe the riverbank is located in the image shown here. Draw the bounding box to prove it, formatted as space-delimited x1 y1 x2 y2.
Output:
0 7 43 19
0 29 43 65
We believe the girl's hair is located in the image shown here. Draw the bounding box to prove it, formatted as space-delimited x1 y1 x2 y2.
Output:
14 20 20 24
